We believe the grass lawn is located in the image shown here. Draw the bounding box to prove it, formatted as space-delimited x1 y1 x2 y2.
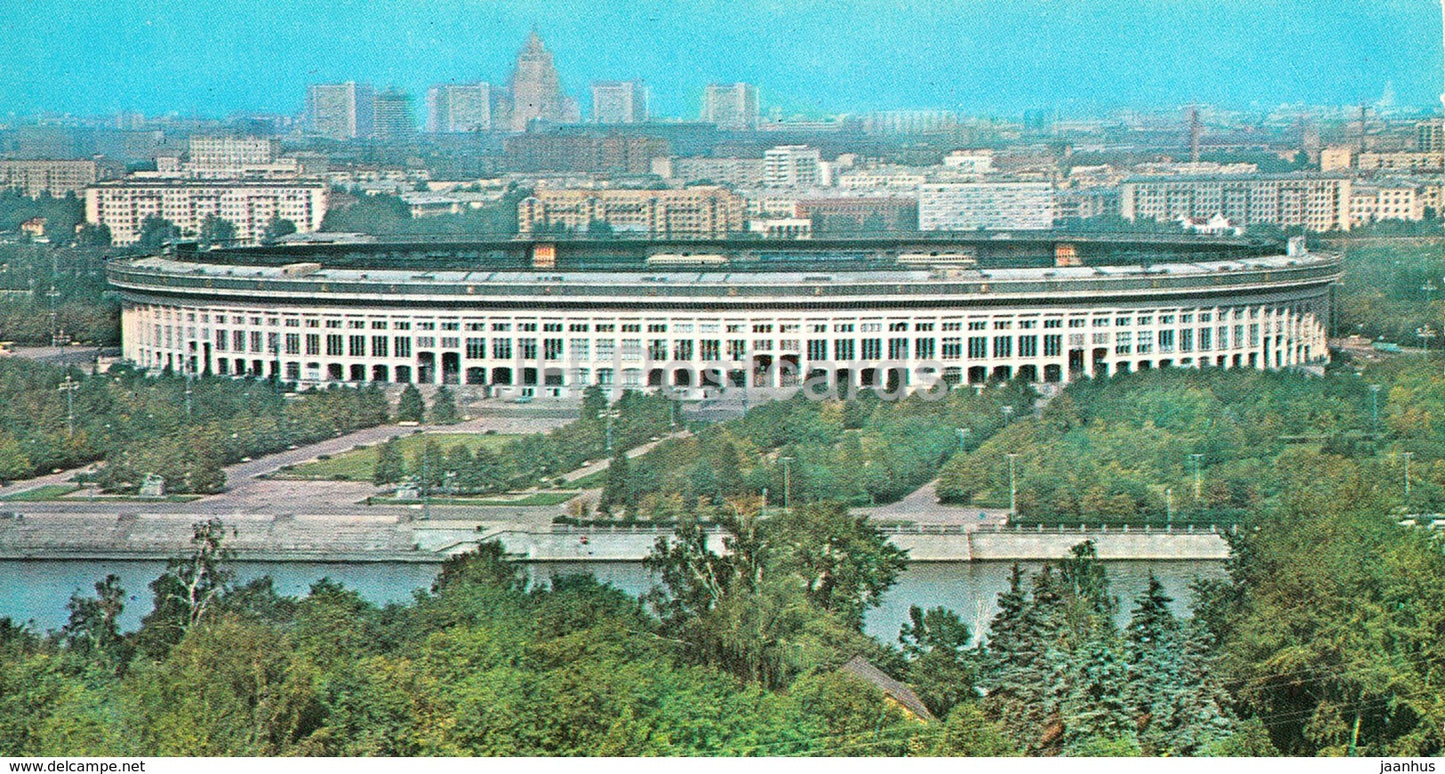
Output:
0 484 81 501
566 469 609 489
277 433 519 482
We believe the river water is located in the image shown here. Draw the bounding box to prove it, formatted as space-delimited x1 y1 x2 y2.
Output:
0 559 1225 643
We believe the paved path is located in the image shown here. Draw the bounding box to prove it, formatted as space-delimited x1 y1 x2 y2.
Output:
854 480 1010 527
558 431 692 483
0 413 576 525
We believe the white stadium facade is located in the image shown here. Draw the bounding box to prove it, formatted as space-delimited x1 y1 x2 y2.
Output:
108 234 1342 399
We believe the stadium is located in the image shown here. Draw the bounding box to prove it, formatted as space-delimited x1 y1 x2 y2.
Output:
106 234 1343 400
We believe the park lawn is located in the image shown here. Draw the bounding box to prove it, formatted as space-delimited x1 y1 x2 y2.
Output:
278 433 519 481
0 484 81 501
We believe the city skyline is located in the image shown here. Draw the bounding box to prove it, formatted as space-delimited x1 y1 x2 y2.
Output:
5 0 1444 121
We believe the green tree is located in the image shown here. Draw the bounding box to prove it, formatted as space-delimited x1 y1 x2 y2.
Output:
899 605 976 717
372 437 405 485
260 216 297 245
61 574 128 666
429 386 460 425
772 502 908 630
134 519 235 659
396 384 425 423
74 222 111 247
198 215 236 247
136 215 178 250
599 449 633 516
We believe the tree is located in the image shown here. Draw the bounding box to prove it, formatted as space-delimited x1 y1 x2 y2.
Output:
396 384 425 423
372 437 405 485
62 574 127 664
899 605 976 717
771 502 908 630
198 215 236 248
599 449 633 516
260 216 297 245
74 222 111 248
136 215 179 250
134 518 235 659
410 440 445 490
429 386 460 425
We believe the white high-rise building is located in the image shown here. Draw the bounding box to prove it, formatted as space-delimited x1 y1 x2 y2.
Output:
591 81 649 124
702 83 758 130
919 182 1056 231
763 145 823 188
426 83 492 133
306 82 374 139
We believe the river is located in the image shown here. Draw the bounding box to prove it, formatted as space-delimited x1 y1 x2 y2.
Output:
0 559 1225 643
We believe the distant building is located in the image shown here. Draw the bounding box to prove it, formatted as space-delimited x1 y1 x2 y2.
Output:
518 187 744 238
863 110 958 135
1349 180 1424 226
591 81 649 124
372 89 416 140
836 166 928 190
502 133 669 175
1357 150 1443 173
942 149 995 175
509 31 573 130
763 145 822 188
1120 174 1352 232
1418 119 1444 154
668 156 767 187
188 136 277 171
797 197 919 233
85 180 328 246
747 217 812 239
306 82 375 140
701 83 758 130
1319 145 1353 172
918 182 1055 231
0 159 119 198
426 83 492 133
1052 187 1120 223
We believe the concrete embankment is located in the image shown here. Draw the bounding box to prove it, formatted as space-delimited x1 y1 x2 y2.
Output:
0 512 1230 563
459 524 1231 563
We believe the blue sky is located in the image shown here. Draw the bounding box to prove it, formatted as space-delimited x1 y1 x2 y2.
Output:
3 0 1440 119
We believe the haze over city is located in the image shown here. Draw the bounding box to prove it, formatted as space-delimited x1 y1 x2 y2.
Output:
7 0 1445 119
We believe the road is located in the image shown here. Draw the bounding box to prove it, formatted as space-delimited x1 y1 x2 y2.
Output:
855 480 1010 528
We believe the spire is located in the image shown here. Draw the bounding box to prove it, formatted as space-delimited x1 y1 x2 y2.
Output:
525 28 546 56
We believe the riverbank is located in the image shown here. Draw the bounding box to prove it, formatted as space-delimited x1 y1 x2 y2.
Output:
0 511 1230 563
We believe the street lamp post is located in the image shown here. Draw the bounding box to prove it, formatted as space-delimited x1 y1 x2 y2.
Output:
1001 405 1014 427
1191 453 1204 500
57 370 78 438
956 427 970 453
1369 384 1382 434
780 455 793 513
1006 453 1019 517
1166 487 1173 528
599 408 621 453
1423 281 1439 352
1405 451 1414 498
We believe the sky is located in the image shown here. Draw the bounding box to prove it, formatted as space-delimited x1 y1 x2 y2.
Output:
3 0 1442 120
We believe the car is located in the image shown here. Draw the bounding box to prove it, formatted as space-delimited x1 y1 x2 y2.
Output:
512 395 534 404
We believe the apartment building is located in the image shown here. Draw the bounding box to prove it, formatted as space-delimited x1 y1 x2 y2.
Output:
0 159 119 197
85 180 328 246
517 187 744 238
1120 175 1353 232
918 182 1056 231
